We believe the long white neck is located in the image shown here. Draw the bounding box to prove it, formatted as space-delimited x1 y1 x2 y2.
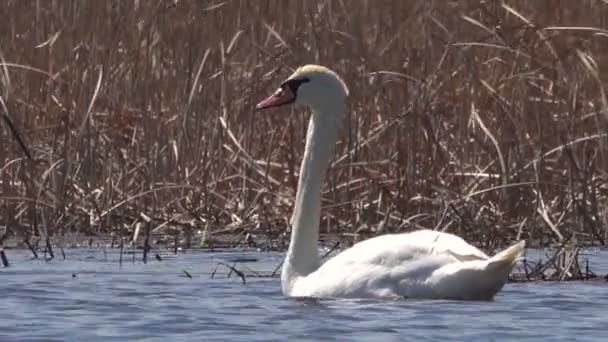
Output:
282 103 343 295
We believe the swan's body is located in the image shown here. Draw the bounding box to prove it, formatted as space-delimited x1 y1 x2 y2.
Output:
256 65 525 300
285 230 524 299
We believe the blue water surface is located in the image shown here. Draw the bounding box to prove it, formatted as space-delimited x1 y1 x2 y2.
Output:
1 248 607 341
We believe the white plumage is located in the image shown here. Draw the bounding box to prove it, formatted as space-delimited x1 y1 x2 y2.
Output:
291 230 525 299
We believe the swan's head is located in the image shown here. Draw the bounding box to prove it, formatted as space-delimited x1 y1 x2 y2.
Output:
256 64 349 113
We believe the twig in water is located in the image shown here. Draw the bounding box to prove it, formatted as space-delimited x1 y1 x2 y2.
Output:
45 236 54 260
322 241 341 259
119 236 124 267
211 262 247 284
57 240 66 260
0 248 9 267
523 258 530 281
24 238 38 259
228 257 259 263
142 219 152 264
271 260 282 278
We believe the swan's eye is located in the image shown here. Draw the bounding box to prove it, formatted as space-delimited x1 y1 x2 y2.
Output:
255 77 310 111
281 77 310 95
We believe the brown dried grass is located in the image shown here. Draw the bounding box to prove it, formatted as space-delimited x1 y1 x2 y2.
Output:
1 0 607 252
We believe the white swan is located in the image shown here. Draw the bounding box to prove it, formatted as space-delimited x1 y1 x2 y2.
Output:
256 65 525 300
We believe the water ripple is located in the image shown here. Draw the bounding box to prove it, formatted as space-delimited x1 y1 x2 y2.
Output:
1 249 607 341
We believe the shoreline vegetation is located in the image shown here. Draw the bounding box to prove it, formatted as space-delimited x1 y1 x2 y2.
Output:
1 2 607 280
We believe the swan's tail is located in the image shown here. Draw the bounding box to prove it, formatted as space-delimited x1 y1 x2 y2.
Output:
486 240 526 271
430 240 526 300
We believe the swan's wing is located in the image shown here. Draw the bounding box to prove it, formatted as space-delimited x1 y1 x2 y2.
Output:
293 230 490 297
323 229 488 269
413 229 489 261
296 252 455 298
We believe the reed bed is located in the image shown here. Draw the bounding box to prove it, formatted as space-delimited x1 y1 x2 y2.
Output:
1 0 608 258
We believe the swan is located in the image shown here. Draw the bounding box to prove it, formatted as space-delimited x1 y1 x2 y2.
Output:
255 64 525 300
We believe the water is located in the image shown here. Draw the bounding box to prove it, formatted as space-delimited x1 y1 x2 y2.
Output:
1 248 607 341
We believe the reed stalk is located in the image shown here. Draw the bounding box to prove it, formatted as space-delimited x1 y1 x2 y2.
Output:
0 1 606 252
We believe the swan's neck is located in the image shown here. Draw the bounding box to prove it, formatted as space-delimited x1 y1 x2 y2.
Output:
282 104 342 294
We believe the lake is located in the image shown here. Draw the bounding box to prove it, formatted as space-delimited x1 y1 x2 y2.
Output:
1 247 607 341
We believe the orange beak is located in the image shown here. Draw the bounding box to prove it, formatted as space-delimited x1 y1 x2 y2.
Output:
255 86 296 111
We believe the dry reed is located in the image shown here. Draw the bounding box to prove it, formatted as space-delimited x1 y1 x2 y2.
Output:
0 1 607 258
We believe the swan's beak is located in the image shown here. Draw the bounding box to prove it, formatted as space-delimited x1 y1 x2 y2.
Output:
255 86 296 111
